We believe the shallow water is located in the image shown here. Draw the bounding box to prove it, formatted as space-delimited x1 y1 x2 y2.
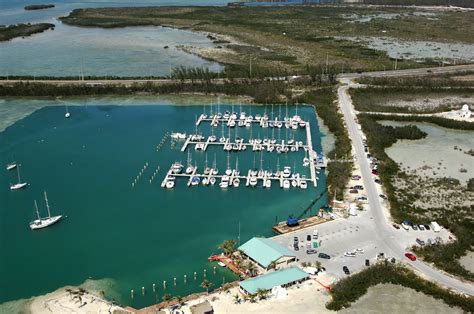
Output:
0 97 327 309
0 0 227 77
380 120 474 184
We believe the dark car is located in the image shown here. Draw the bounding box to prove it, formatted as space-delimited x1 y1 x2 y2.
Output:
349 189 359 194
393 224 400 229
354 185 364 190
318 252 330 259
372 169 379 176
306 249 317 255
374 179 382 185
306 234 311 241
293 236 299 243
412 224 418 231
343 266 350 275
294 244 299 251
365 259 370 266
352 175 361 180
416 238 425 246
424 224 431 230
379 194 387 200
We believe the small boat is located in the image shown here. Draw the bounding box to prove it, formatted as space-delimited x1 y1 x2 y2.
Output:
65 104 71 118
219 180 229 189
185 166 195 174
202 178 209 186
300 180 308 189
10 165 28 191
299 121 306 128
29 192 62 230
209 135 217 142
6 162 17 171
218 261 226 267
166 179 175 189
282 166 291 178
233 178 240 187
264 179 271 188
249 176 258 187
209 177 216 185
191 176 200 186
303 158 310 167
219 137 226 143
172 162 183 174
291 179 298 187
171 132 187 140
283 179 290 189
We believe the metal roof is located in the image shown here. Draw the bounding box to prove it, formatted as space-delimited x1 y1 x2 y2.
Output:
239 266 308 295
238 237 296 268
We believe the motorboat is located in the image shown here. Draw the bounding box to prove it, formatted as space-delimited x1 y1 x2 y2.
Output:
209 135 217 142
202 178 209 186
171 132 187 140
300 180 308 189
283 179 290 189
249 176 258 187
233 178 240 187
6 162 17 171
185 166 195 174
172 162 183 174
291 179 298 187
166 179 175 189
191 176 200 186
264 179 271 188
282 166 291 178
209 177 216 185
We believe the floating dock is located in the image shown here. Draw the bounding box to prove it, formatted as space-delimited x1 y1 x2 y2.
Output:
272 216 329 234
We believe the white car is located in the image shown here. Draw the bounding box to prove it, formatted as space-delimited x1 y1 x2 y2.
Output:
356 248 364 253
344 252 356 257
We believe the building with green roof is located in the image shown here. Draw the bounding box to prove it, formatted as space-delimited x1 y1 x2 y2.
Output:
238 237 297 270
239 266 308 295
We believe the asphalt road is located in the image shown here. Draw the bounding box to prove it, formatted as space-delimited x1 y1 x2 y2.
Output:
337 79 474 296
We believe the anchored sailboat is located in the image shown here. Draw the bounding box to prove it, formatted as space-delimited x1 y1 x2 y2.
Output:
10 165 27 190
29 192 62 230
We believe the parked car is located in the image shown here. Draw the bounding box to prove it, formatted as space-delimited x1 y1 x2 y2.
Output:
401 223 410 231
390 257 396 263
349 189 359 194
343 266 350 275
372 169 379 175
294 244 299 251
379 194 387 200
356 248 364 253
418 224 425 231
313 229 319 239
374 179 382 185
357 196 368 201
306 234 311 241
393 224 400 229
306 249 317 255
416 238 425 246
412 224 418 231
354 185 364 190
293 236 299 243
344 252 356 257
424 224 431 230
306 242 312 249
405 252 417 261
365 259 370 266
352 175 361 180
318 252 330 259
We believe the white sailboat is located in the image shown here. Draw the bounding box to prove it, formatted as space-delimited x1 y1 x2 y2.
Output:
6 162 17 171
65 104 71 118
10 165 27 190
29 192 62 230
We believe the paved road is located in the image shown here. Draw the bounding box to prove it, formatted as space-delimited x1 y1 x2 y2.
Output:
338 64 474 79
337 79 474 296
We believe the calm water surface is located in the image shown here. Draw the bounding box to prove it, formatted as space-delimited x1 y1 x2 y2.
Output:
0 0 227 77
0 97 327 309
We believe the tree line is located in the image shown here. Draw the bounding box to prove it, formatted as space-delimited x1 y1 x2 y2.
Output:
363 0 474 7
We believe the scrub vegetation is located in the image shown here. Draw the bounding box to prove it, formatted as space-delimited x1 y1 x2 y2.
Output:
59 6 474 74
355 84 474 282
0 23 55 42
327 262 474 312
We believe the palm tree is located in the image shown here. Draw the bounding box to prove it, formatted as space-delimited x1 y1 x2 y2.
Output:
162 294 173 302
268 261 277 270
256 288 268 300
200 279 213 294
315 261 322 271
233 294 241 304
175 295 184 307
246 262 258 277
249 294 257 303
218 239 237 256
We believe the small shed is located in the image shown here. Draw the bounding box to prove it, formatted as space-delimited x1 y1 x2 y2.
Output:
190 300 214 314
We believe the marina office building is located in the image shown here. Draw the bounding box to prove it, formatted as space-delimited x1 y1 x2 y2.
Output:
238 237 297 271
239 266 309 295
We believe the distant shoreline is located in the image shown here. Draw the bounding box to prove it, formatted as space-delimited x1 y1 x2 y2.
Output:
24 4 55 11
0 23 55 42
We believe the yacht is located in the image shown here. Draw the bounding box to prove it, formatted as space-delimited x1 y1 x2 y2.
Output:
6 162 17 171
233 178 240 187
171 132 187 140
29 192 62 230
300 180 308 189
249 176 258 187
166 178 175 189
172 162 183 174
283 179 290 189
282 166 291 178
209 177 216 185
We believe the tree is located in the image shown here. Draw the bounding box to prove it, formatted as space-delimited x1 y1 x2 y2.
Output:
315 261 322 271
175 295 184 307
233 294 241 304
201 279 213 294
249 294 257 303
162 294 173 302
256 288 268 300
223 283 233 293
218 239 237 256
268 261 277 270
246 261 258 277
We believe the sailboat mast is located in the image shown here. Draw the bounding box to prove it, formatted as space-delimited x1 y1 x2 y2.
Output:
44 192 51 218
17 165 21 183
34 200 40 220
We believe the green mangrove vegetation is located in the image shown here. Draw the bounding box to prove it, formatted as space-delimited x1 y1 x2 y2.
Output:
0 23 55 42
327 262 474 312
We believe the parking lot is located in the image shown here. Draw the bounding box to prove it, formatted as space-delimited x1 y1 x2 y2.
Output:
272 206 453 280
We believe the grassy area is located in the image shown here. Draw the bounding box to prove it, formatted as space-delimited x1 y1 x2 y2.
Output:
350 87 474 113
327 262 474 312
300 89 352 200
59 6 474 74
0 23 55 42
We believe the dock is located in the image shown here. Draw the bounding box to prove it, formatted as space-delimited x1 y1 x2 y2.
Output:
305 122 318 187
272 216 329 234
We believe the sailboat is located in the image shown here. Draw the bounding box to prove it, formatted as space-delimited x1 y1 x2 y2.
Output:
10 165 28 190
65 104 71 118
29 192 63 230
6 161 17 171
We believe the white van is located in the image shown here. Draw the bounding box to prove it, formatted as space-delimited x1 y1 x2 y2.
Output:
313 229 319 239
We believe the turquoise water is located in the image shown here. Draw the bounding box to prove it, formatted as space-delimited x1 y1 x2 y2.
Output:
0 97 327 309
0 0 226 77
